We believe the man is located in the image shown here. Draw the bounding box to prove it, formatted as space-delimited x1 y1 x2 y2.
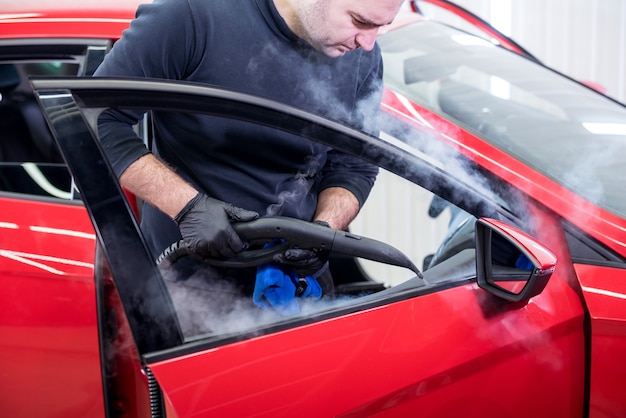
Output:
95 0 405 319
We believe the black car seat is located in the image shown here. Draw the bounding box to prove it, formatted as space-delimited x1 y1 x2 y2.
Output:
0 63 62 163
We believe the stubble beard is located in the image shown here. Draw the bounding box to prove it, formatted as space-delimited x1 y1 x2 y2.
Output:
292 0 340 56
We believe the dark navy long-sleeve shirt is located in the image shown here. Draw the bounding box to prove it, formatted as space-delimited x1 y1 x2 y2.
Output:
95 0 382 256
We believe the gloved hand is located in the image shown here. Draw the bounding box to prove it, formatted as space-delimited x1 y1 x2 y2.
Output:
272 220 331 277
173 193 259 259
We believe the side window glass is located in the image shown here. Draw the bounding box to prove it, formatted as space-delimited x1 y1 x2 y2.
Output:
102 108 479 342
0 61 75 198
351 168 477 286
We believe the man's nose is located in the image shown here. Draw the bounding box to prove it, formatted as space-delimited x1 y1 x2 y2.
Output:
355 28 379 51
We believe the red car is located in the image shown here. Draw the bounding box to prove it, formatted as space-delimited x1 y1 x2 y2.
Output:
1 1 625 417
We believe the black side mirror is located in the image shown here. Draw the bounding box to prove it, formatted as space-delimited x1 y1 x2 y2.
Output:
475 218 556 303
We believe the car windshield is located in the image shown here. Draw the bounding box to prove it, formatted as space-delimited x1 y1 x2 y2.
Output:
379 21 626 219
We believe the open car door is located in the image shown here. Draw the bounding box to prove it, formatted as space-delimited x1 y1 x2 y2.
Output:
32 77 586 417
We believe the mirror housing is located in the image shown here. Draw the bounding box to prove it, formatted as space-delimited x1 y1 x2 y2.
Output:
475 218 556 302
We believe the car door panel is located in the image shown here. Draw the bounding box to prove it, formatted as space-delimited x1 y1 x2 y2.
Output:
0 196 103 418
576 264 626 417
147 278 585 417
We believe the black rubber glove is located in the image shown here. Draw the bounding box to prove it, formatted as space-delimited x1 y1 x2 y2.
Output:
272 220 331 277
173 193 259 259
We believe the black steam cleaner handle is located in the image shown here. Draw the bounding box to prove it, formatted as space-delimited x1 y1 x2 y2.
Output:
157 216 423 278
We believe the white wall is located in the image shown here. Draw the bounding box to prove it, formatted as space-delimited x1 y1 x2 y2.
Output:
426 0 626 103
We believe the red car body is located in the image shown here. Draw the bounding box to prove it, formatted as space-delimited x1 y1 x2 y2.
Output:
1 1 624 417
0 2 137 39
1 2 140 416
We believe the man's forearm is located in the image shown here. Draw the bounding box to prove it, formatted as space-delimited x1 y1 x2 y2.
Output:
313 187 360 230
121 157 361 229
119 153 198 219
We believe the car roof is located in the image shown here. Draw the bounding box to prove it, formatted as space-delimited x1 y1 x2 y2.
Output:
0 0 144 40
1 0 143 16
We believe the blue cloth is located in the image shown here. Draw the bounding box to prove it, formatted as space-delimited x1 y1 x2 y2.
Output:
253 241 323 315
253 264 323 316
254 262 300 316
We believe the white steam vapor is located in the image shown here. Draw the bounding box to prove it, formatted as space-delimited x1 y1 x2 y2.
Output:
163 264 360 339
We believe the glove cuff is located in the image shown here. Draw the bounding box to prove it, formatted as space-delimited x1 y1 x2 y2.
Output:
296 260 329 280
172 192 202 225
313 220 331 228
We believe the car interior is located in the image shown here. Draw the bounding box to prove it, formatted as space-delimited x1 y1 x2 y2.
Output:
0 61 75 197
0 40 111 197
0 62 65 163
